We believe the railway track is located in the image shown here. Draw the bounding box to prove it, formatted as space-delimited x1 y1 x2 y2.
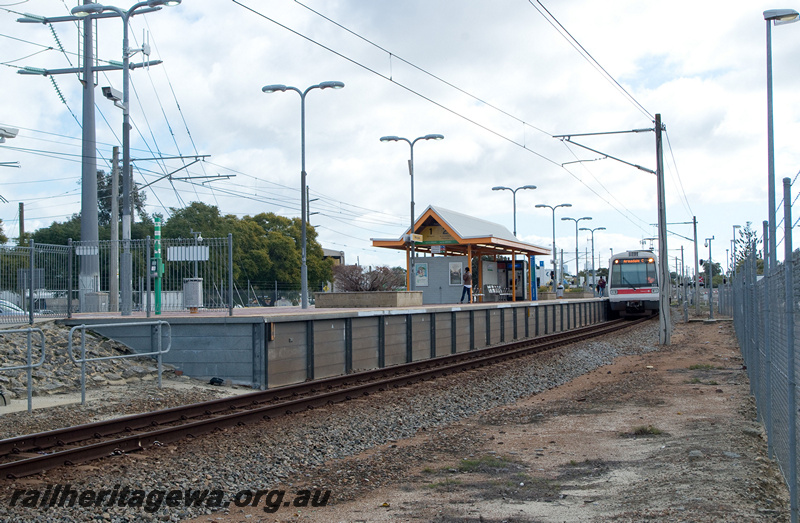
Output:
0 316 654 479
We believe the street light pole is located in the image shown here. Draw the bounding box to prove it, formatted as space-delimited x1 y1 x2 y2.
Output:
535 203 572 290
764 9 798 276
580 226 606 295
493 185 536 300
263 81 345 309
704 236 715 319
380 134 444 291
72 0 182 316
562 216 591 285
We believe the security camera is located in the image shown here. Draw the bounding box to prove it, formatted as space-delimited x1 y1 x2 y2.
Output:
102 86 123 102
0 126 19 139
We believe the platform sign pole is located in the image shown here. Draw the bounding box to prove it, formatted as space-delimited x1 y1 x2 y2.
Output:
154 218 163 315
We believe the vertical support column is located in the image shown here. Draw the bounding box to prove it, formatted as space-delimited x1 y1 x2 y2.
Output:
67 238 73 319
485 309 491 346
450 311 457 354
305 320 315 381
378 316 385 368
429 312 436 359
405 314 413 363
228 233 234 316
253 321 266 390
469 310 475 350
512 307 518 339
525 306 530 338
500 308 505 343
345 317 353 374
763 220 774 457
535 306 540 337
560 303 565 332
782 178 797 523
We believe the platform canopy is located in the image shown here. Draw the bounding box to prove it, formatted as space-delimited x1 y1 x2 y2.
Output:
372 205 551 258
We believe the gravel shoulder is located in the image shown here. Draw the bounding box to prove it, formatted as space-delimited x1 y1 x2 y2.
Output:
0 316 789 522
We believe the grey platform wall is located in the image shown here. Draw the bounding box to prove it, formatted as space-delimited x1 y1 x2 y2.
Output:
63 299 607 390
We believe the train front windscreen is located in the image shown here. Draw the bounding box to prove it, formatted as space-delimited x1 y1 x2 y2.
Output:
610 257 657 288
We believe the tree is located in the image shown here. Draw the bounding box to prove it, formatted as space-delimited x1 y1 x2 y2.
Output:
97 169 147 226
246 212 332 289
333 265 406 291
734 221 762 273
162 201 227 239
0 219 8 244
32 214 81 245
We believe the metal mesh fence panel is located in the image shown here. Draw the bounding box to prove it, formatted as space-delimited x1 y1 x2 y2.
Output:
733 247 798 522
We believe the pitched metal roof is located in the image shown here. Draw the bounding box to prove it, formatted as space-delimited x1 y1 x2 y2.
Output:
372 204 550 257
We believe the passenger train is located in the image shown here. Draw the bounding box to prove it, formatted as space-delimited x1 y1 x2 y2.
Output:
607 250 659 317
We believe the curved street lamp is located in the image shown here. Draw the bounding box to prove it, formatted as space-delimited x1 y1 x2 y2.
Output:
72 0 182 316
380 134 444 291
535 203 571 290
562 215 591 284
492 185 536 301
262 81 345 309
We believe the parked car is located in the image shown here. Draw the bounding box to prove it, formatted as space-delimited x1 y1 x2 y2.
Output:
0 300 25 315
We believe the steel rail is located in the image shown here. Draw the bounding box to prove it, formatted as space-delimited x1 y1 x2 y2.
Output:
0 318 628 457
0 316 652 478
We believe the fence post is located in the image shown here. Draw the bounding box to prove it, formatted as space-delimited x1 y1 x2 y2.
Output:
28 240 34 325
146 236 151 318
763 220 774 457
782 177 797 523
228 233 233 316
68 239 73 318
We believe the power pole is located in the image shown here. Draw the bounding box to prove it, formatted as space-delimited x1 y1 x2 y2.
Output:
655 114 670 344
110 147 119 312
18 202 24 244
693 216 700 316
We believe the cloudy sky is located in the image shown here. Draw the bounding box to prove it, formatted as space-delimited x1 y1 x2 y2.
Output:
2 0 800 276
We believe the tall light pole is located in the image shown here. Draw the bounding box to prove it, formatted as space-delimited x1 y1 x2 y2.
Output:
562 216 591 283
580 226 606 294
535 203 571 290
704 236 715 319
493 185 536 300
380 134 444 291
764 9 798 276
491 185 536 237
732 224 741 275
72 0 182 315
263 81 345 309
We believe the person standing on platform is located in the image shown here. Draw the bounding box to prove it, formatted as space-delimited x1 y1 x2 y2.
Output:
598 277 606 296
460 268 472 303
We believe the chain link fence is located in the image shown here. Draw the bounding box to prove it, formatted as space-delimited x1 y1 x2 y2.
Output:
726 237 798 522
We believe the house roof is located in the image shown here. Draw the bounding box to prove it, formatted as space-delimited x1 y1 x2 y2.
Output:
372 205 550 257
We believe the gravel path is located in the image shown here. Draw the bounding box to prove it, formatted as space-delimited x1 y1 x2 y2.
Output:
0 319 662 522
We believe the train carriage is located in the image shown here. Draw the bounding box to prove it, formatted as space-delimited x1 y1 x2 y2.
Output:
608 250 659 316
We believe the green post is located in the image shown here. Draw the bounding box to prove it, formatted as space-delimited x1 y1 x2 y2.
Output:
154 217 163 314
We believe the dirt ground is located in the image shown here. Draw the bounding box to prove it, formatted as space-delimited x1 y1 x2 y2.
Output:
188 318 790 523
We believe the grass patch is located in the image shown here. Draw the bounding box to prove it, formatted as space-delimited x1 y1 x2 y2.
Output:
424 478 461 490
688 363 715 371
620 425 663 438
457 454 514 473
685 377 720 386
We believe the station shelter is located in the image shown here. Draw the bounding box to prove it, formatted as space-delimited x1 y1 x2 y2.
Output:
372 205 551 304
